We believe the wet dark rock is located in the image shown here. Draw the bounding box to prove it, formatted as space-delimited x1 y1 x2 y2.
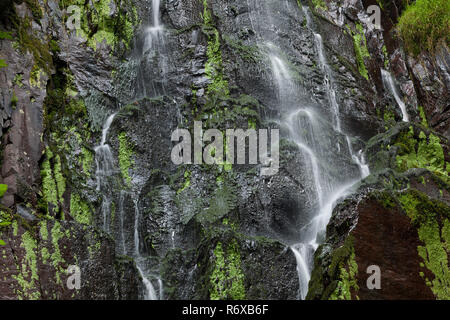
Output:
0 0 448 300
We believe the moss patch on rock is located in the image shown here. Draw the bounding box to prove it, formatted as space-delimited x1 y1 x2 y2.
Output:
209 240 246 300
118 131 134 187
398 189 450 299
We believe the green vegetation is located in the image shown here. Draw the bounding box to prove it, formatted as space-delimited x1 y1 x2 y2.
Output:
50 221 66 285
14 16 52 75
12 231 41 300
210 240 246 300
222 35 260 63
394 127 448 182
118 132 135 187
0 184 7 198
397 0 450 55
348 24 370 80
0 30 13 40
60 0 138 51
202 0 229 97
383 109 396 130
177 170 191 194
11 90 18 108
329 237 359 300
418 106 428 127
40 149 66 215
70 193 92 225
0 185 9 246
312 0 327 11
398 190 450 299
382 45 389 68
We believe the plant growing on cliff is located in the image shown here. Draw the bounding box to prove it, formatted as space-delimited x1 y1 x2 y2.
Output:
398 190 450 299
395 128 448 181
397 0 450 55
210 241 246 300
0 184 9 246
118 131 135 187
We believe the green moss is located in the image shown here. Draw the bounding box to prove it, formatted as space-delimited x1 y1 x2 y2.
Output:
11 90 18 108
13 74 24 87
328 237 359 300
81 147 94 175
24 0 43 21
29 64 45 88
70 193 92 225
222 35 260 63
0 59 7 68
39 220 48 241
397 0 450 56
383 109 396 130
312 0 327 11
202 0 229 97
398 190 450 299
41 247 50 265
14 17 52 75
12 220 18 237
210 240 246 300
418 106 428 128
348 24 370 80
50 221 65 284
395 129 448 182
12 231 41 300
177 170 191 194
40 149 58 210
60 0 138 51
382 45 389 68
118 132 134 187
0 31 13 40
53 155 66 206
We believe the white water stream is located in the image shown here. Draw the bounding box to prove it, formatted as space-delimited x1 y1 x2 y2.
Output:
381 69 409 122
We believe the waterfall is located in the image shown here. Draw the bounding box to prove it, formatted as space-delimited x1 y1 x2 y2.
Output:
139 0 168 99
381 69 410 122
94 113 117 231
137 265 158 300
143 0 164 53
133 197 160 300
288 6 370 299
245 2 370 299
94 112 161 300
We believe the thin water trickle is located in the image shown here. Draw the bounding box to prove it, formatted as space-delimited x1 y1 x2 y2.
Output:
137 264 158 300
381 69 409 122
93 0 165 301
133 197 159 300
94 113 117 232
143 0 164 53
94 113 117 192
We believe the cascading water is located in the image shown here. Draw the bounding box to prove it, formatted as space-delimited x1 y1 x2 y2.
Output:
380 69 409 122
247 1 370 299
132 197 162 300
139 0 168 98
94 113 161 300
94 113 117 232
143 0 164 53
94 1 167 295
289 6 371 299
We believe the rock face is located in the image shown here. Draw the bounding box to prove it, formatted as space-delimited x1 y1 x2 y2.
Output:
308 123 450 300
0 0 448 300
0 218 139 299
